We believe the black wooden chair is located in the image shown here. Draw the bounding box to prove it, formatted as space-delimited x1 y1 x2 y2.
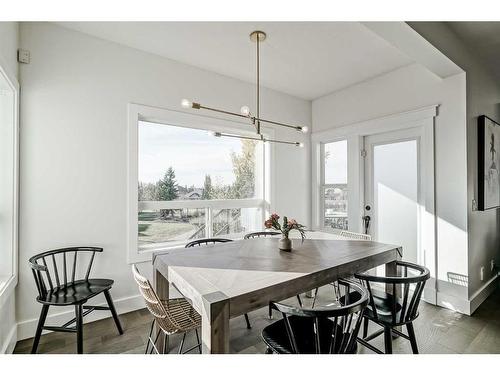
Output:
262 279 368 354
185 238 252 329
29 247 123 354
244 231 303 318
243 231 281 239
355 261 430 354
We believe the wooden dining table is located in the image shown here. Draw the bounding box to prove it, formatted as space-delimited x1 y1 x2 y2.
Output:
153 234 402 353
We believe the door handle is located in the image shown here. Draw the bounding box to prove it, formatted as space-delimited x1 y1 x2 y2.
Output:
362 215 371 235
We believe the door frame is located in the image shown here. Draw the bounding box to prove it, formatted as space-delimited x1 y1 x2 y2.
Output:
311 104 437 303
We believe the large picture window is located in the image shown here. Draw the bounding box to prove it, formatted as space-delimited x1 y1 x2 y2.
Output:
322 140 348 230
137 120 265 251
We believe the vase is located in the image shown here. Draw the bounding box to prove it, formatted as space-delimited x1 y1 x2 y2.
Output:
279 237 292 252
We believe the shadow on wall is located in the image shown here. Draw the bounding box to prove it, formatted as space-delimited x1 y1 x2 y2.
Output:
447 271 469 287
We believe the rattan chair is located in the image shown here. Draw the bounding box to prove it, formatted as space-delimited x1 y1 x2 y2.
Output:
29 247 122 354
262 279 368 354
311 231 371 308
355 261 430 354
132 265 201 354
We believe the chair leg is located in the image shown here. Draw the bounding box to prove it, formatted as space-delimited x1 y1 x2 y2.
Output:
363 317 369 338
104 289 123 335
31 304 49 354
269 305 273 319
311 287 319 308
75 304 84 354
383 327 393 354
195 329 201 354
145 320 155 354
162 331 170 354
406 322 419 354
296 294 303 307
244 313 252 329
178 332 187 354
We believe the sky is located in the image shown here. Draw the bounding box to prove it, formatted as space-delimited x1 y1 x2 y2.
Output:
324 139 348 184
138 121 243 187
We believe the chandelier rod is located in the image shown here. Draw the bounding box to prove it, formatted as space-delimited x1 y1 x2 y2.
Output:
256 31 261 135
213 131 302 146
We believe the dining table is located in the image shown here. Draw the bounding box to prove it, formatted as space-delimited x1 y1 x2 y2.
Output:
152 232 402 353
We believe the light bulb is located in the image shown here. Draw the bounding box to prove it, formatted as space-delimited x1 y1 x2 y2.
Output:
181 99 192 108
300 126 309 133
298 142 304 148
240 105 250 116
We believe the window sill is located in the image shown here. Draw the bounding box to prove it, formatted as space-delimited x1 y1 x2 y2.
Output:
0 274 17 309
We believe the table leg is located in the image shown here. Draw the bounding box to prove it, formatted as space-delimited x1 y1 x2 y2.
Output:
385 250 402 337
154 268 169 349
201 292 230 354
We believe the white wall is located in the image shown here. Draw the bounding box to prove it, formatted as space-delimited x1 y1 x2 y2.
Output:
0 21 19 354
409 22 500 304
16 22 311 339
313 63 469 309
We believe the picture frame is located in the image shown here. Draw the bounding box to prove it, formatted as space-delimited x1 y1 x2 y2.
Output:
478 115 500 210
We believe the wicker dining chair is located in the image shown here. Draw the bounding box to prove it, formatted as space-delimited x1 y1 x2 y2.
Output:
243 231 303 318
185 238 253 329
132 265 201 354
262 279 369 354
29 247 122 354
311 230 371 308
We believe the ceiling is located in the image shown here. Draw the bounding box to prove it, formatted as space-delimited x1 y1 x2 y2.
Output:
55 22 414 100
448 22 500 82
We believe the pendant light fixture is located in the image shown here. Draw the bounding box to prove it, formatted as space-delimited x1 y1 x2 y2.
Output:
181 30 307 147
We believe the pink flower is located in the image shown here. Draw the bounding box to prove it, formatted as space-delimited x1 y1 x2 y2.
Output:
264 219 273 229
288 219 298 226
270 213 280 220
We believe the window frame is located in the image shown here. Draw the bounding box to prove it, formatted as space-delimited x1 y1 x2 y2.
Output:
127 103 273 263
0 58 19 308
319 140 349 232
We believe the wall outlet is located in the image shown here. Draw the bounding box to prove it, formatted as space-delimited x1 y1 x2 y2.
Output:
480 266 485 281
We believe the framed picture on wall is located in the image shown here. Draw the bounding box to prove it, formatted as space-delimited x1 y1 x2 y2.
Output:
478 115 500 210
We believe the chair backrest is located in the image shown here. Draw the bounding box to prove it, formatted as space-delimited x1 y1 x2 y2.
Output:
29 247 103 299
270 279 368 354
244 231 281 239
338 230 371 240
185 238 233 248
131 264 182 334
355 260 430 325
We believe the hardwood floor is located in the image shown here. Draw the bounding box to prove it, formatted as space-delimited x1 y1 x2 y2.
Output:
14 285 500 354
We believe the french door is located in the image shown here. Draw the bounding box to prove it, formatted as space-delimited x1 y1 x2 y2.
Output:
363 127 428 266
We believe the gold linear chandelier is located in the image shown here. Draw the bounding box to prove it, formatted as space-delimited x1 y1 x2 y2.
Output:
181 30 307 147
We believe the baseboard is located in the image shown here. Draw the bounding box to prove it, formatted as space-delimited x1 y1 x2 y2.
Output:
469 274 498 314
436 274 498 316
17 294 144 341
0 325 17 354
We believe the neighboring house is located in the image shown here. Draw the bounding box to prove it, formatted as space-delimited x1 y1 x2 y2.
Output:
180 189 203 200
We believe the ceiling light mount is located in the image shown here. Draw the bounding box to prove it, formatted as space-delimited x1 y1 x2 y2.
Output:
181 30 307 146
249 30 267 43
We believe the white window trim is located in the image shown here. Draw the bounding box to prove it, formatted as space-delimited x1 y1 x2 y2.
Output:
127 103 274 264
311 104 437 299
0 58 19 309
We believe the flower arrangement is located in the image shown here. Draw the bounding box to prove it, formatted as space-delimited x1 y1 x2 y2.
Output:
264 213 306 242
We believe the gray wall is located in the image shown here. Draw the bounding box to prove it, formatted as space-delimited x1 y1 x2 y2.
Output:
409 22 500 299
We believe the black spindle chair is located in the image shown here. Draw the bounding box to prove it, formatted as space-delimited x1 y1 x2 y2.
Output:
243 231 281 239
262 279 368 354
355 261 430 354
244 231 303 318
29 247 123 354
185 238 252 329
